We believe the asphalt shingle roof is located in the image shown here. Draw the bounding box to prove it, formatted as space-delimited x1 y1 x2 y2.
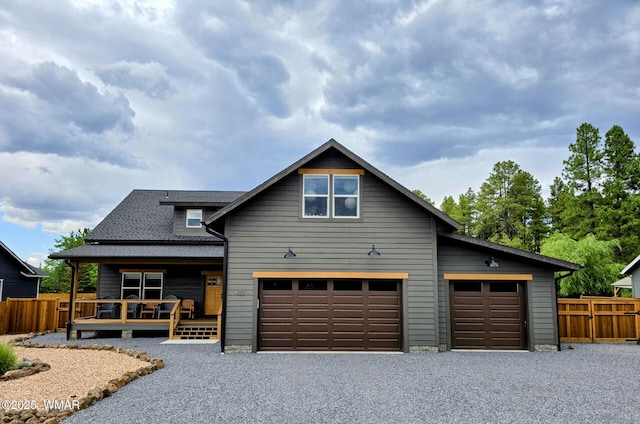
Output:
86 189 245 243
439 232 581 271
49 244 224 260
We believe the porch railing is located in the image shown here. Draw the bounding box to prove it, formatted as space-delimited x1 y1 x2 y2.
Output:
73 299 180 323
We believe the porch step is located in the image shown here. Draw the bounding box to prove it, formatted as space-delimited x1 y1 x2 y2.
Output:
173 323 218 340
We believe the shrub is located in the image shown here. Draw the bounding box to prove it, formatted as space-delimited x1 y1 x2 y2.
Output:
0 343 18 375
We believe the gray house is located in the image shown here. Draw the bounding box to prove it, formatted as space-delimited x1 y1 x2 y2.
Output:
621 255 640 297
52 139 579 351
204 139 579 353
0 240 48 300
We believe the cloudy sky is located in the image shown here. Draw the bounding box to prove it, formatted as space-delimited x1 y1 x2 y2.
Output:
1 0 639 265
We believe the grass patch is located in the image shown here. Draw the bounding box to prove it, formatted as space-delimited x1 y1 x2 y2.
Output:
0 342 18 375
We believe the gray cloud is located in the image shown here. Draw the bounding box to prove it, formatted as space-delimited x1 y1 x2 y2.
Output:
0 0 638 241
96 61 174 99
175 1 292 118
0 62 137 166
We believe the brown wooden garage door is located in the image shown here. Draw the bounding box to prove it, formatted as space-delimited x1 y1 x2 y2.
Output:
259 279 401 351
450 281 527 350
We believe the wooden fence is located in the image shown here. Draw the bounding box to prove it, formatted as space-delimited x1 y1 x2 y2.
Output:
0 294 96 335
558 298 640 342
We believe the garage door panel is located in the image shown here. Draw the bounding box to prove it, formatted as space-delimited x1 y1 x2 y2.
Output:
368 295 400 305
333 309 364 318
261 294 294 304
333 295 364 304
260 309 294 319
259 279 401 351
368 323 400 333
297 294 329 304
297 322 329 332
369 309 400 319
298 309 329 318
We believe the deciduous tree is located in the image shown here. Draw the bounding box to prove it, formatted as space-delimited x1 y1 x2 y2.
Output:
42 229 97 293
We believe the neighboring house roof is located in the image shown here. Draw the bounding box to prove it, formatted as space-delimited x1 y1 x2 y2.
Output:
439 232 581 271
0 240 48 278
49 244 224 260
621 254 640 275
204 139 461 230
86 189 245 243
611 276 632 289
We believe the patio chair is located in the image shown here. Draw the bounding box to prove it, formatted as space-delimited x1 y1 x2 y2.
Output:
157 295 177 319
126 294 139 318
140 301 158 319
181 299 195 319
97 297 116 319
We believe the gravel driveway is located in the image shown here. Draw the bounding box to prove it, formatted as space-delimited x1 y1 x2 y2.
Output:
29 333 639 424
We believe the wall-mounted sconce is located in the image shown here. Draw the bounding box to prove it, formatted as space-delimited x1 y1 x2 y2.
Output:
368 245 381 257
284 248 297 258
485 257 499 268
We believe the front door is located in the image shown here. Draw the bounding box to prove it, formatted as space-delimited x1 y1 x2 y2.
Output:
204 272 222 315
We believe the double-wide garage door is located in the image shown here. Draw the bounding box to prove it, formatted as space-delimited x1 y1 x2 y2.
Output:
259 279 401 351
450 281 527 350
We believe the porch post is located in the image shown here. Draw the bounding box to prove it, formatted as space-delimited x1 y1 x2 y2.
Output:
66 260 79 340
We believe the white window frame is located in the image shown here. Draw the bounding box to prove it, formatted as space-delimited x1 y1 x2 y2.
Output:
0 279 3 300
302 174 330 218
121 272 142 299
186 209 203 228
302 174 360 219
121 272 164 299
332 174 360 218
143 272 163 299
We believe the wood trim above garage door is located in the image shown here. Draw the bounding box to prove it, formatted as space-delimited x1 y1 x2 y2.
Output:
254 271 409 279
444 273 532 281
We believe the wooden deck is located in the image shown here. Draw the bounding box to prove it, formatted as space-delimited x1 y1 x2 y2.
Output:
69 299 221 340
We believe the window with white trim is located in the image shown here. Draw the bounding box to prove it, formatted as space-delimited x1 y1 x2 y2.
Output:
121 272 164 299
0 279 3 300
186 209 203 228
302 174 359 218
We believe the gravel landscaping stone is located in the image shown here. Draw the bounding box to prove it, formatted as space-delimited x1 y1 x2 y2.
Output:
27 333 640 423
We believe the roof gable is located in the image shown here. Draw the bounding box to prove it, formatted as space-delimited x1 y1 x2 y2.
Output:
0 240 48 277
622 254 640 275
204 139 460 229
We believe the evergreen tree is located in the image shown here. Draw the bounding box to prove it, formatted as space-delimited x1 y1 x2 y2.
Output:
561 123 604 237
474 161 548 251
599 125 640 261
457 188 476 236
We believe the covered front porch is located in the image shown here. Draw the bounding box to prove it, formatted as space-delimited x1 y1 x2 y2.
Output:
69 298 221 340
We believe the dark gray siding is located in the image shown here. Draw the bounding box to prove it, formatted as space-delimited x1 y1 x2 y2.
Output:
174 207 220 236
437 241 559 349
0 252 38 300
97 264 221 317
224 153 439 350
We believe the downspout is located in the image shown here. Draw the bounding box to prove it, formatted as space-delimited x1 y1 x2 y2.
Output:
554 270 577 351
65 260 77 341
204 225 228 354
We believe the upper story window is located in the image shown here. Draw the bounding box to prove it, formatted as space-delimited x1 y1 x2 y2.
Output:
302 173 360 218
186 209 203 228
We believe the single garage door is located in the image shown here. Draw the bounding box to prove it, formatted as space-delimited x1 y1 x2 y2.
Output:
450 281 527 350
259 279 401 351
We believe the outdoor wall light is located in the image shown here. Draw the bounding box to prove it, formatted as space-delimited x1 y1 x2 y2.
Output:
485 257 499 268
368 245 381 256
284 248 297 258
